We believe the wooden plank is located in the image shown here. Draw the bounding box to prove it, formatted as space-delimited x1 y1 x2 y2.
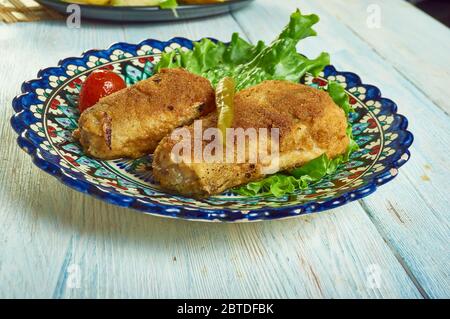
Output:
233 0 450 298
360 178 450 298
303 0 450 298
50 202 422 298
313 0 450 114
0 8 426 298
0 20 128 298
339 52 450 298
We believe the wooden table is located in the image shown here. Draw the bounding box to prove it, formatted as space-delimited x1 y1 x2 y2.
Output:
0 0 449 299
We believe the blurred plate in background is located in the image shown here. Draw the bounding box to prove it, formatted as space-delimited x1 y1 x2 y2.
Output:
36 0 254 22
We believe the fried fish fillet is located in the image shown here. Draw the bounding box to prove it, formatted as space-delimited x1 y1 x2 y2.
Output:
152 80 349 197
74 68 215 159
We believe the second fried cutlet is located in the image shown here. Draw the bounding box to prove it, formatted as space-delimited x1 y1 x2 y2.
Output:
152 80 349 197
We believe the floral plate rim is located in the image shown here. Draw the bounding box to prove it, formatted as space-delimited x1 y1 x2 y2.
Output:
10 37 414 222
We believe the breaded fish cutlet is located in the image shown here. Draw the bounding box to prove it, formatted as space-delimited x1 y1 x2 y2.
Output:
73 68 215 159
152 80 349 197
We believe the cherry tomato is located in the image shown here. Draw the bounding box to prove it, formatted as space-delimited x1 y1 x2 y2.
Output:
78 70 126 113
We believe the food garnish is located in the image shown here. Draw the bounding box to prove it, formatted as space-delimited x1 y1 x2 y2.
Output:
78 70 126 113
215 77 236 145
156 9 330 91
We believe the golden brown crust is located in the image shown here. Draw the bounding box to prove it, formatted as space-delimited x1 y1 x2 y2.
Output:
233 81 348 157
75 68 215 159
152 80 349 197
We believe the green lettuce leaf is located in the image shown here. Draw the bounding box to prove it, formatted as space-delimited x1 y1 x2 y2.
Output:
327 81 353 116
234 81 359 197
156 34 263 80
155 9 329 90
159 0 178 9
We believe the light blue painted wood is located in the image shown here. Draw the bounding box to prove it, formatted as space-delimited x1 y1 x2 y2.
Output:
314 0 450 113
234 0 450 298
0 0 448 298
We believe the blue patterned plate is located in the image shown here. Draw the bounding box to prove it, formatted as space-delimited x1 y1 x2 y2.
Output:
11 38 413 222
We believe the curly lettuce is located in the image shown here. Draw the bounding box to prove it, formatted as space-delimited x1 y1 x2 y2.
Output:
155 9 330 90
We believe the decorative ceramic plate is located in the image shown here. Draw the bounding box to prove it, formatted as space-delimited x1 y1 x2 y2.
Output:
11 38 413 222
37 0 254 22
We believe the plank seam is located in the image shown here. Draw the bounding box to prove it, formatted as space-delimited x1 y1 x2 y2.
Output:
388 64 449 117
358 200 430 299
229 10 253 43
331 15 449 118
231 7 439 297
52 235 75 299
402 172 448 224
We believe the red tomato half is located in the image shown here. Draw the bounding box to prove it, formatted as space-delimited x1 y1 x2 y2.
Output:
78 70 126 113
